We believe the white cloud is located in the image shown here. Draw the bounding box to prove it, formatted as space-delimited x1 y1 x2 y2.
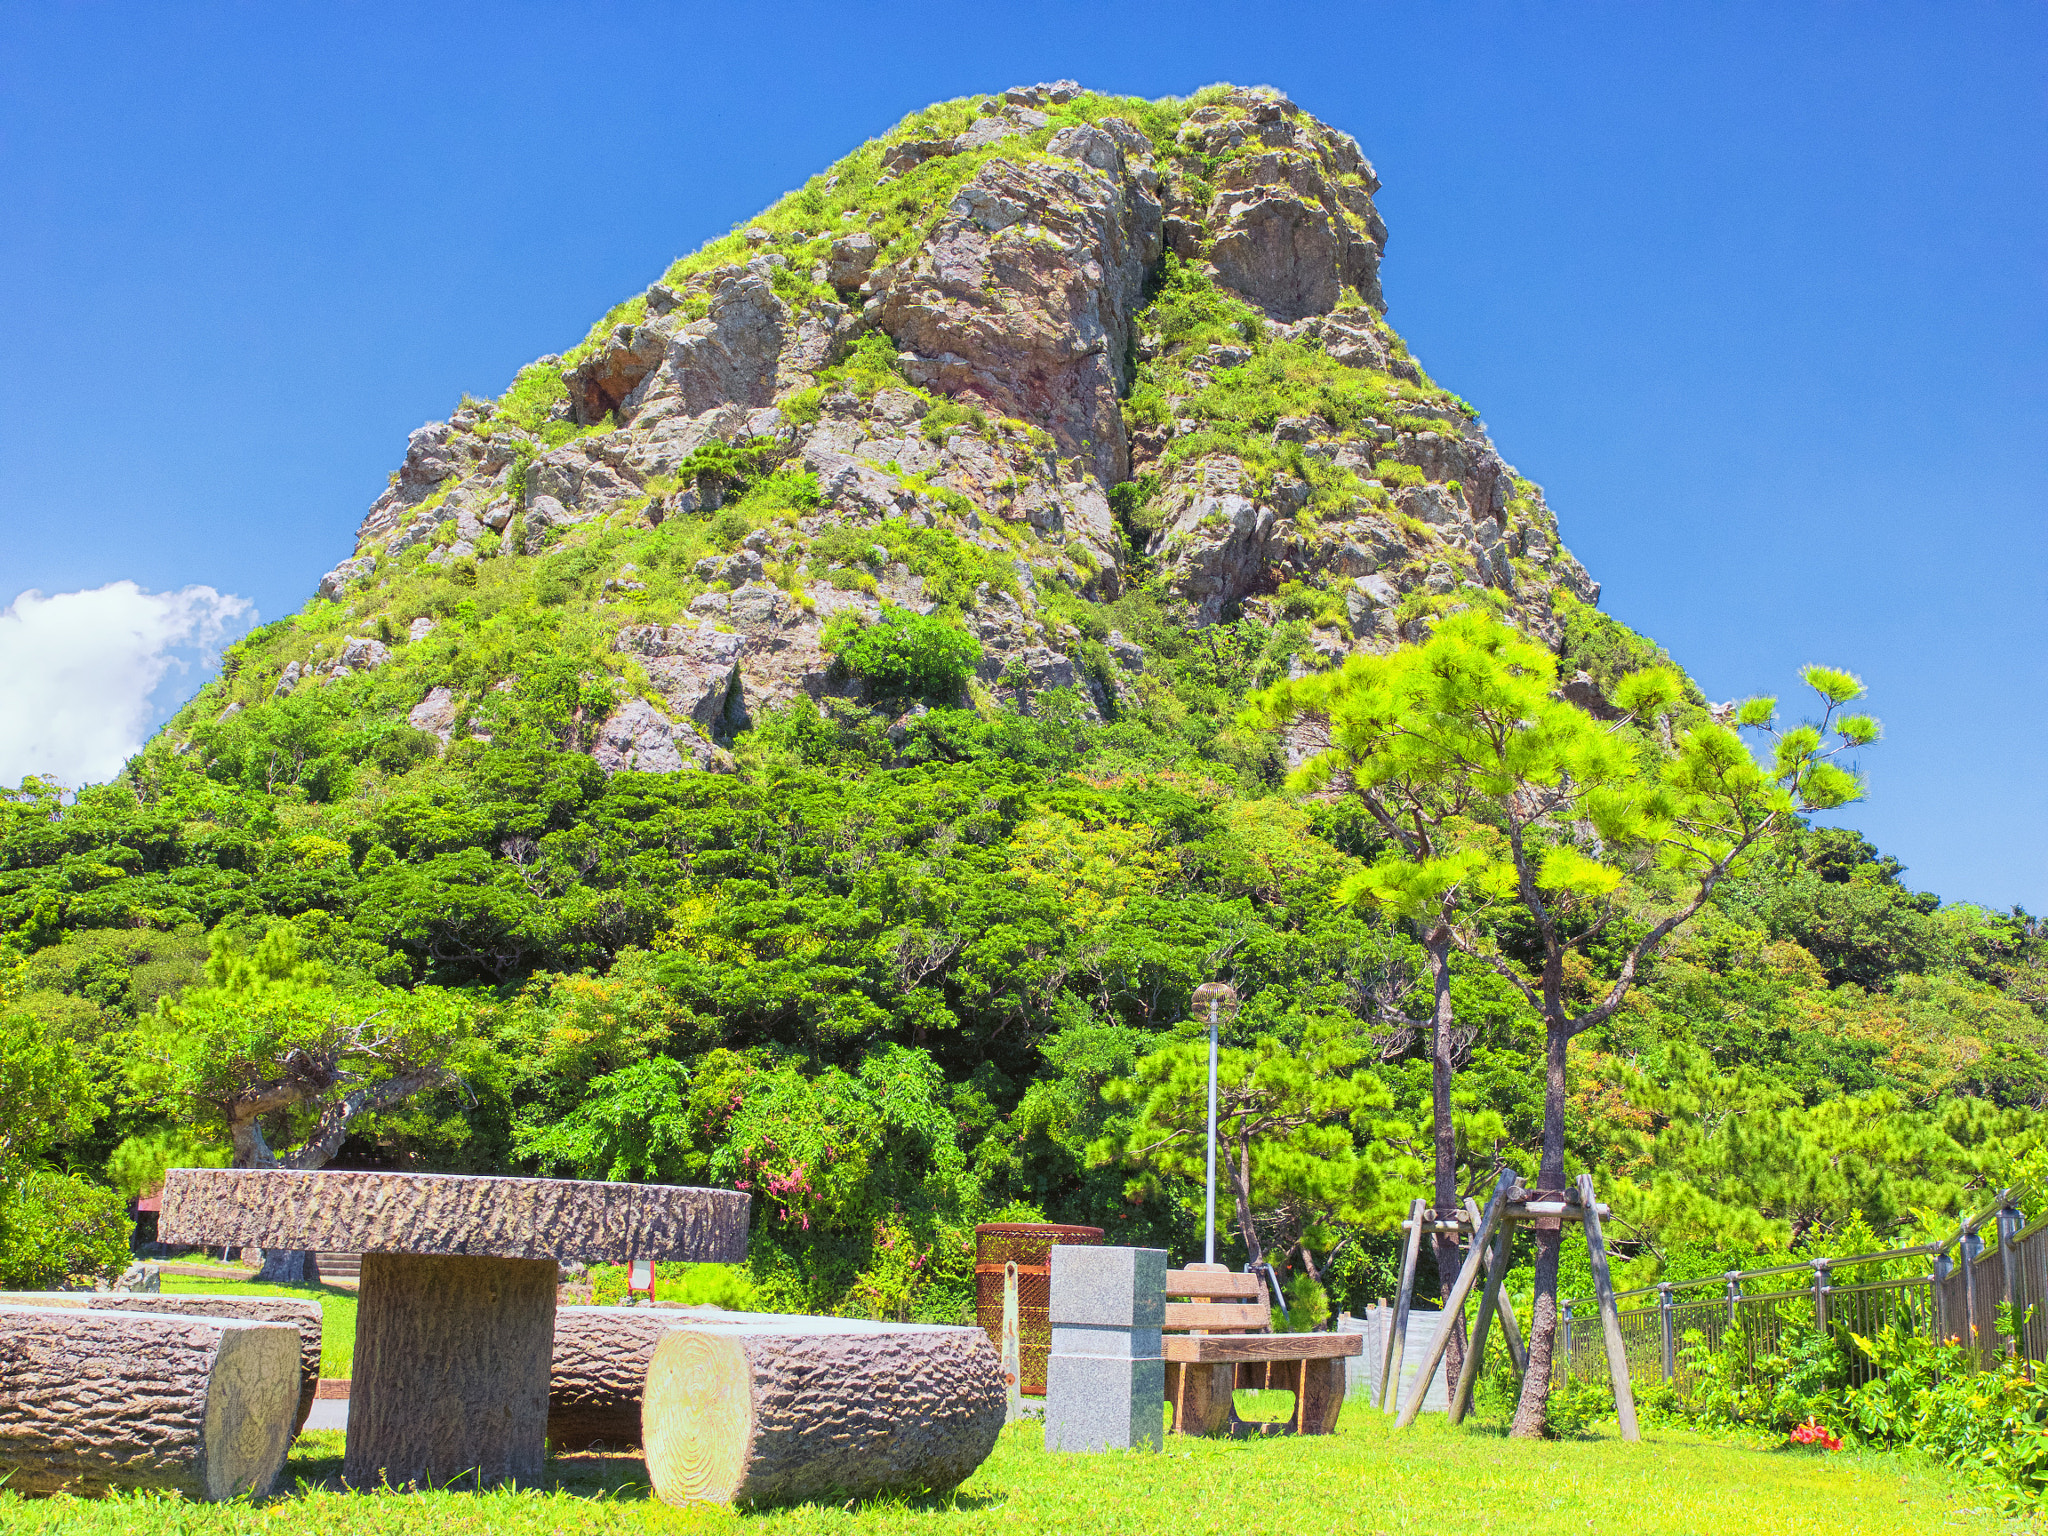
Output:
0 582 255 789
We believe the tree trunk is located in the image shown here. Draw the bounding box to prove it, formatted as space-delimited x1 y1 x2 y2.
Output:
253 1248 321 1286
0 1304 298 1499
643 1321 1004 1507
1422 929 1467 1395
1510 1023 1572 1438
1230 1131 1265 1267
344 1253 557 1489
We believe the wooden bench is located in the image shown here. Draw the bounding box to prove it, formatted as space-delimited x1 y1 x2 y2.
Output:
1162 1265 1361 1437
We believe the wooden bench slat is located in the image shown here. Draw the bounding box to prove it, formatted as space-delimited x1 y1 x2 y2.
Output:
1162 1271 1263 1299
1162 1333 1363 1363
1163 1302 1270 1331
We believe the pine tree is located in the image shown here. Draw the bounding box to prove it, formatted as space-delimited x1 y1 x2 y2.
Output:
1246 610 1878 1435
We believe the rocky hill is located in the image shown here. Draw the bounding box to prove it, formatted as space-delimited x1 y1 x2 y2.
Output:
17 81 2038 1328
173 81 1608 776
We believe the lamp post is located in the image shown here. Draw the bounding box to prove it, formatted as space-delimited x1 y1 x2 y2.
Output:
1190 982 1239 1266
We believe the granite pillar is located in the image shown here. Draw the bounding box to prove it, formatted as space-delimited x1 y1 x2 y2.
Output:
1044 1245 1165 1453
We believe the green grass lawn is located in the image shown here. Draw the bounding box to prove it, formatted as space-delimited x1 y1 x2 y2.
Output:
161 1275 359 1377
0 1396 2022 1535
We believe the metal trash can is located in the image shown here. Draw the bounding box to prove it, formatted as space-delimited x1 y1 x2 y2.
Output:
974 1222 1102 1395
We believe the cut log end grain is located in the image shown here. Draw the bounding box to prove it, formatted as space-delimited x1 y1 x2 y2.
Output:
0 1305 298 1501
644 1330 754 1503
643 1322 1004 1508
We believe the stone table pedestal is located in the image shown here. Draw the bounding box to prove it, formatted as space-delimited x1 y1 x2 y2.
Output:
161 1169 748 1489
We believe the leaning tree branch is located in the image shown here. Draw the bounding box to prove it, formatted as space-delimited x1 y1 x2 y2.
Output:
283 1066 457 1171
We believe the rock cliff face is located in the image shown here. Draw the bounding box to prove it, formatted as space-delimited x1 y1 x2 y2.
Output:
256 82 1605 773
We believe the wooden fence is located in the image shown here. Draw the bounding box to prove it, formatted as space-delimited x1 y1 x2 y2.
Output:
1559 1189 2048 1394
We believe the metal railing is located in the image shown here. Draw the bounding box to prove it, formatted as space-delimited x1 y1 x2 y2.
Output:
1559 1189 2047 1397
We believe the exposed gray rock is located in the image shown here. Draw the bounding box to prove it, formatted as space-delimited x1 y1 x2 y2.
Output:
408 686 459 742
956 116 1023 151
826 232 879 290
321 86 1607 744
593 696 689 775
1559 671 1628 722
1184 89 1385 319
876 139 1162 502
356 421 491 544
1095 117 1153 163
617 622 745 739
1330 518 1406 576
1046 124 1122 174
1150 459 1276 623
566 325 669 425
409 617 436 642
1314 313 1393 370
883 138 954 175
522 494 586 552
527 442 641 521
1345 573 1398 632
984 645 1092 715
317 556 375 600
727 581 787 629
1401 482 1473 533
624 267 788 426
330 638 391 677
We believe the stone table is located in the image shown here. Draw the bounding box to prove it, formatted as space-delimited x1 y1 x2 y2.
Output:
159 1168 748 1490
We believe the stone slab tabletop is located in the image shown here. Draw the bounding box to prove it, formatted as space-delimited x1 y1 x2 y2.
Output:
160 1169 749 1264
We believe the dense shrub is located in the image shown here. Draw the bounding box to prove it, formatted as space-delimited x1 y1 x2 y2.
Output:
823 604 981 700
0 1171 131 1289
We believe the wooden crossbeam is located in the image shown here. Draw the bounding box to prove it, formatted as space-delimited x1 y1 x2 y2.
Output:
1162 1302 1269 1331
1163 1270 1263 1300
1401 1199 1610 1233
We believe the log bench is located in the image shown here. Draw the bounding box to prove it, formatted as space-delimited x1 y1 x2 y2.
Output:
1162 1266 1359 1437
549 1304 796 1449
0 1304 299 1500
643 1318 1004 1506
0 1291 323 1438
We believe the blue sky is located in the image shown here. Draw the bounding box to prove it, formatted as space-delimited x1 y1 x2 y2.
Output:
1 2 2042 909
